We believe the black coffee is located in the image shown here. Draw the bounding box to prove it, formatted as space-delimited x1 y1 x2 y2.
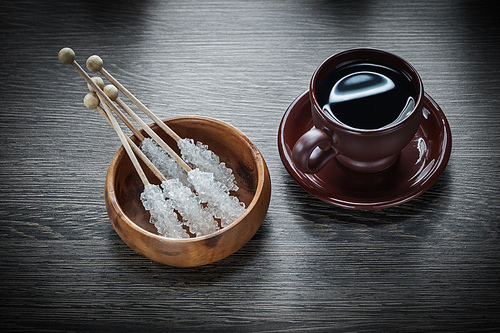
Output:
317 63 415 129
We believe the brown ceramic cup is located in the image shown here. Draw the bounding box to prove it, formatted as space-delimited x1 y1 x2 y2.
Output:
292 48 424 174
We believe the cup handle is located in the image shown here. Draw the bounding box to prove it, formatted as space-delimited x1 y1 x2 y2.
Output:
292 127 338 174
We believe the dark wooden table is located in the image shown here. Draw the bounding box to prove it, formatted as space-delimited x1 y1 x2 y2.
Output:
1 0 499 331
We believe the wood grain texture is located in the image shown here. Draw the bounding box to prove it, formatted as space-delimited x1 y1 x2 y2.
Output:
1 0 499 331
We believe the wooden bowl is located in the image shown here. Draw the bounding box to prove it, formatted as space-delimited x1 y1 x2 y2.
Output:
104 116 271 267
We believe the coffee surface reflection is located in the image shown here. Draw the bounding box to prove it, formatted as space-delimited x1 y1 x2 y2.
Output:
318 63 415 130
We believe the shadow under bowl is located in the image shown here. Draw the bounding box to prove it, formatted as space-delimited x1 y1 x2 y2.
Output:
105 116 271 267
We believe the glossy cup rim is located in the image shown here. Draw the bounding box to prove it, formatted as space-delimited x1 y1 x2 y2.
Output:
309 48 424 134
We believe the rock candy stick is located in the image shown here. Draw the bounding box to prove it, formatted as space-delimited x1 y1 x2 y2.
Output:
86 54 181 142
83 93 167 183
58 48 149 187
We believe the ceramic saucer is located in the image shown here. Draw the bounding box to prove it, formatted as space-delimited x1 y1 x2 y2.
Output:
278 91 452 210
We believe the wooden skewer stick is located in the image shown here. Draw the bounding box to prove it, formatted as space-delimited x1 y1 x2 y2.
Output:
58 47 149 186
86 55 181 142
84 92 167 182
103 84 192 172
89 76 145 142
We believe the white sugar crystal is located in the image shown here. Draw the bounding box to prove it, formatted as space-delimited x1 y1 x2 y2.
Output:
139 136 246 238
178 138 238 192
140 184 189 239
140 138 190 188
161 178 219 237
188 169 246 227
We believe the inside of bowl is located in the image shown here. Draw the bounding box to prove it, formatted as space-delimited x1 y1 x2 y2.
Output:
111 117 260 236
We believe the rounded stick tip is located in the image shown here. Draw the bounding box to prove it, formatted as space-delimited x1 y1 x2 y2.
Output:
103 84 119 101
84 92 100 109
86 55 103 72
58 47 75 64
87 76 104 92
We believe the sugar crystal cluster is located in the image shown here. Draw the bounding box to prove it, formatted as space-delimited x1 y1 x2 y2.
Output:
178 138 238 192
139 138 245 238
140 184 190 238
141 138 190 188
162 178 219 236
188 169 245 228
